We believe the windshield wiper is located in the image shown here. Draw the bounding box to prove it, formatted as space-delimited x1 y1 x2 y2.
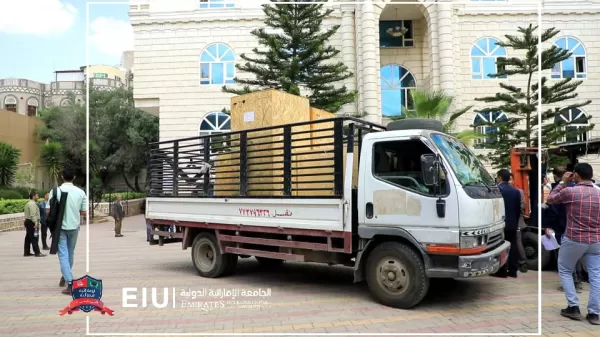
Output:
464 180 492 192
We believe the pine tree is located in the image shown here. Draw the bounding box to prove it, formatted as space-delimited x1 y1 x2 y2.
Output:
222 0 357 113
474 25 592 169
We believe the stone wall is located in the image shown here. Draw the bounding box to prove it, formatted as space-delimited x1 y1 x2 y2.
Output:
0 198 145 232
93 198 145 218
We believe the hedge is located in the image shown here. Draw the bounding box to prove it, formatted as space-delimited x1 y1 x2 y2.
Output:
0 198 49 215
102 192 145 202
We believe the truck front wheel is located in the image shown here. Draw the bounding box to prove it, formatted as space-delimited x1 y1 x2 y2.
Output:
191 232 231 278
365 242 429 309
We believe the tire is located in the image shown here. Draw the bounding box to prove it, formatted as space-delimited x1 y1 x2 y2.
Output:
365 242 429 309
256 256 284 268
387 119 444 133
191 232 230 278
523 231 551 271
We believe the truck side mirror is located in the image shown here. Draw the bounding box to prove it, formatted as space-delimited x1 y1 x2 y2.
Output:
421 154 439 186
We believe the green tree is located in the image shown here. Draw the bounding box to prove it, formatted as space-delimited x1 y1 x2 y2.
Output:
0 142 21 187
37 92 87 185
474 25 592 168
15 163 36 192
222 0 356 113
393 89 479 143
40 142 64 185
90 87 159 192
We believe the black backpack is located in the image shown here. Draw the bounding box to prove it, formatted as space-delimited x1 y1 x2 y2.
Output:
46 187 63 232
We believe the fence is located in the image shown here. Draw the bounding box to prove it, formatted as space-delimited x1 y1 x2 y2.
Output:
89 184 145 220
147 117 385 199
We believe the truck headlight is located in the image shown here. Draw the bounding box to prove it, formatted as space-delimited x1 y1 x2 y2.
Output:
460 235 487 249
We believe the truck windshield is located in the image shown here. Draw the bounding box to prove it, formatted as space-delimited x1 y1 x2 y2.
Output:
430 133 495 187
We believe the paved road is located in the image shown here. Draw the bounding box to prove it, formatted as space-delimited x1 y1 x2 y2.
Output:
0 215 597 336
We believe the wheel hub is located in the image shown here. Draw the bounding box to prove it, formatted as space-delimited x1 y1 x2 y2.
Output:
377 258 409 295
196 240 216 271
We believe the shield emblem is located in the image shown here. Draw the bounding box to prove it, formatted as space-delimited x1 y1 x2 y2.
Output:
71 275 103 313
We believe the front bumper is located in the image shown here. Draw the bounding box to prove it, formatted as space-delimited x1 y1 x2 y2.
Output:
457 241 511 278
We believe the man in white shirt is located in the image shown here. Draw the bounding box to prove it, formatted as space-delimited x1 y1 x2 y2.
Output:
46 168 88 295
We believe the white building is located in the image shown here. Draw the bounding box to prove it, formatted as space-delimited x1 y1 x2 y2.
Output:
129 0 600 167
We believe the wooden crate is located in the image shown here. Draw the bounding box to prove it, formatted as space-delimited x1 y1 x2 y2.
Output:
215 90 311 196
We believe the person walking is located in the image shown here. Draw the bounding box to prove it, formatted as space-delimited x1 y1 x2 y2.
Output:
509 173 528 273
493 169 522 278
113 195 124 237
39 193 50 250
546 163 600 325
24 192 46 257
46 168 87 295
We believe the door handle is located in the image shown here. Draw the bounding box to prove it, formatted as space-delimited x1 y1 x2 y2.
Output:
366 202 374 219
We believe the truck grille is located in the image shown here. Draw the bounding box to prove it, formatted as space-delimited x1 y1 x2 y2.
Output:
487 230 504 248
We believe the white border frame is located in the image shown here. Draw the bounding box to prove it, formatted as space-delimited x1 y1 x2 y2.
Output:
86 1 544 336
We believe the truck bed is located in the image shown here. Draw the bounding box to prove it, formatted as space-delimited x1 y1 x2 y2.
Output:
146 197 347 232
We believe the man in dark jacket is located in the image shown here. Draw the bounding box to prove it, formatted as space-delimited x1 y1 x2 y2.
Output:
493 169 522 278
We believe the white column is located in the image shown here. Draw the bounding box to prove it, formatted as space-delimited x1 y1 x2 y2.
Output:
341 5 357 116
355 6 364 115
437 0 454 97
427 7 440 91
360 0 380 124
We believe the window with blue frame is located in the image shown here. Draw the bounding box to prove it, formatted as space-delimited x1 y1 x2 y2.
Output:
554 108 589 143
380 64 416 118
379 20 414 48
473 111 507 148
552 37 587 79
200 0 235 9
470 38 507 80
200 43 236 85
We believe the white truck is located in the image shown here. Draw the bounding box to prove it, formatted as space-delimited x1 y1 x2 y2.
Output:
146 117 510 309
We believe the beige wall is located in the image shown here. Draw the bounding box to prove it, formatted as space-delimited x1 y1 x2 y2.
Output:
131 0 600 171
0 109 44 163
83 65 126 82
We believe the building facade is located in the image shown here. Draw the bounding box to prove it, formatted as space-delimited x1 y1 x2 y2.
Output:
129 0 600 167
0 64 130 116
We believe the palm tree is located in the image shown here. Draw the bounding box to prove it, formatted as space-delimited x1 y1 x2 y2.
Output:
0 142 21 187
394 89 480 143
40 142 63 185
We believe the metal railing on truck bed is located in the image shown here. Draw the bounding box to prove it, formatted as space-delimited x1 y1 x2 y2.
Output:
147 117 385 198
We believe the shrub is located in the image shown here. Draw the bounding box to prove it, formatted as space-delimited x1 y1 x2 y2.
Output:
102 192 146 202
0 199 28 215
0 198 47 215
0 142 21 187
0 190 23 200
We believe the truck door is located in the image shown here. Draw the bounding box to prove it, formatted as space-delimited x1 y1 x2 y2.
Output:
358 136 460 246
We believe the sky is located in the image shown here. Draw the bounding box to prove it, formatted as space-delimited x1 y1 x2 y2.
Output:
0 0 133 83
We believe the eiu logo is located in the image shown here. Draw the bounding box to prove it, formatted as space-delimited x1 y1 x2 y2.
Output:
59 275 114 316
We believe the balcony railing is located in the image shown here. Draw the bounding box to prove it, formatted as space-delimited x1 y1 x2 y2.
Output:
0 78 45 91
50 81 85 90
89 78 125 88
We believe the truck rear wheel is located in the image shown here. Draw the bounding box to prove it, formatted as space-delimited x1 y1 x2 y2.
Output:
191 232 231 278
365 242 429 309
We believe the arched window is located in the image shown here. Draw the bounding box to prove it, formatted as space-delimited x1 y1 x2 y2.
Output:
470 37 507 80
380 64 416 117
473 111 507 148
552 37 586 79
200 43 236 85
554 108 589 143
199 111 231 154
27 97 39 117
3 95 17 112
200 0 235 8
60 98 72 107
